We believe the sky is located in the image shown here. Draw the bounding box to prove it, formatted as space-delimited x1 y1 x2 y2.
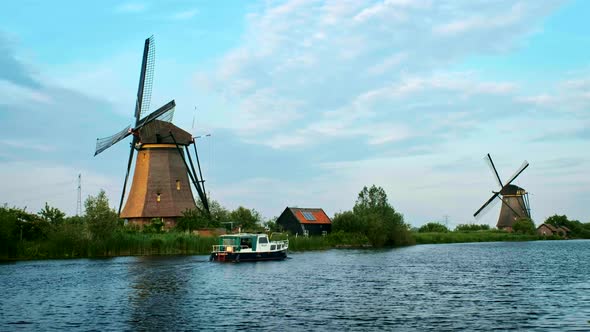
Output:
0 0 589 228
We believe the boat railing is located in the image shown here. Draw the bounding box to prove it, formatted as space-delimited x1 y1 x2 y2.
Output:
272 239 289 249
212 245 240 253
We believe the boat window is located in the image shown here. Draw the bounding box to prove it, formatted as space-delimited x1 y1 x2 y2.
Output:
259 237 268 244
271 245 276 250
222 238 235 246
240 238 252 248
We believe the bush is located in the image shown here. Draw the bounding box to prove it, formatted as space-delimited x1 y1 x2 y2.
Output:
333 185 414 247
418 222 449 233
454 224 490 232
513 218 536 235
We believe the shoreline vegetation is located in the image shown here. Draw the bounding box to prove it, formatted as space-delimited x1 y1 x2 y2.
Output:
2 185 589 261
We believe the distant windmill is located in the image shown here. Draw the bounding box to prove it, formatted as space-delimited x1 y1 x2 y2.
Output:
474 153 531 230
94 36 209 227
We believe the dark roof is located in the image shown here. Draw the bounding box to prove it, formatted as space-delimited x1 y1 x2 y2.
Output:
287 207 331 225
560 226 571 232
537 223 558 232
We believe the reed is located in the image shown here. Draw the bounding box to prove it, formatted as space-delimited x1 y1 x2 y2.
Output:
11 232 218 260
412 230 554 244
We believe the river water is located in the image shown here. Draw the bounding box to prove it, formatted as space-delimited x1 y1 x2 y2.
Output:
1 240 589 331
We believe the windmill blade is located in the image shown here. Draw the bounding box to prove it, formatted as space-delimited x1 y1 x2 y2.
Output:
504 160 529 187
118 140 136 215
484 153 503 189
134 100 175 130
474 191 501 218
94 125 132 156
134 35 155 123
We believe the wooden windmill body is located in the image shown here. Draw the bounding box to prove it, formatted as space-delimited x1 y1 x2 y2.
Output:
94 37 209 227
474 154 531 231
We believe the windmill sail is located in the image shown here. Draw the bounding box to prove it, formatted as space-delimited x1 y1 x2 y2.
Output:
484 153 503 189
134 35 155 123
504 160 529 187
95 125 131 156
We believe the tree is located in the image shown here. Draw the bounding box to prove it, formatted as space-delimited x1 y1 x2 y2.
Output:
229 206 261 230
85 190 119 240
512 218 535 234
418 222 449 233
195 199 229 228
455 224 490 232
332 211 365 234
346 185 414 247
544 214 590 238
39 203 65 226
176 208 209 233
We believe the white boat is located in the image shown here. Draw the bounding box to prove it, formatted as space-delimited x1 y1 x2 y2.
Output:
210 233 288 262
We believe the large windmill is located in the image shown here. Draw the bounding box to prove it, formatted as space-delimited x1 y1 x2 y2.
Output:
473 154 531 230
94 36 209 227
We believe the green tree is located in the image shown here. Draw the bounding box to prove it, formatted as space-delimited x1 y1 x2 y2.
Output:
0 205 19 257
418 222 449 233
455 224 490 232
544 214 590 238
176 208 209 232
332 211 365 234
196 199 229 228
229 206 261 230
39 203 66 226
85 190 119 240
512 218 535 234
349 185 414 247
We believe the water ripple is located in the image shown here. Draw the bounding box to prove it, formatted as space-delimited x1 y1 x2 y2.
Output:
1 241 589 330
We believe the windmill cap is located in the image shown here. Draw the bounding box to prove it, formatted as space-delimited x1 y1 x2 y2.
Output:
500 184 526 196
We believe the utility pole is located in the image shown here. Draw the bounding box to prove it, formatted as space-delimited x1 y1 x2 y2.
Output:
443 215 449 227
76 173 82 216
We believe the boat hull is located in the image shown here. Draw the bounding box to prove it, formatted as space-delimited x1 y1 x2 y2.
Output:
210 250 287 262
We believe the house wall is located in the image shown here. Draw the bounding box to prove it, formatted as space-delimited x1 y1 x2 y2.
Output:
537 224 554 236
301 223 331 236
276 209 303 235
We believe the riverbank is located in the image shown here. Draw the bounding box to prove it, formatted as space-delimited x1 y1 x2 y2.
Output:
1 230 567 261
412 230 562 244
1 233 218 261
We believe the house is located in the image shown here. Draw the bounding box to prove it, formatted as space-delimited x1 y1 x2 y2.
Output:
536 223 567 237
276 207 332 236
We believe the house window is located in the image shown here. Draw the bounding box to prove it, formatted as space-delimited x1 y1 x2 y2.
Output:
156 193 161 202
302 211 316 221
176 180 181 191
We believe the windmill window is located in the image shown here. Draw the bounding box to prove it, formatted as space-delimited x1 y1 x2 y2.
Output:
176 180 181 191
302 211 316 221
156 193 161 202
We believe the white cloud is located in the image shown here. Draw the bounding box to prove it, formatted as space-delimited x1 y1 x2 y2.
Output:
0 79 53 106
170 9 199 20
115 3 147 13
196 0 560 149
0 139 56 152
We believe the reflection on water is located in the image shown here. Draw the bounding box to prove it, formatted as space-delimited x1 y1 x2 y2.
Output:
1 240 589 330
128 256 194 330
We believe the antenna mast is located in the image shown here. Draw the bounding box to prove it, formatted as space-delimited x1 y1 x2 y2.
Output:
76 173 82 216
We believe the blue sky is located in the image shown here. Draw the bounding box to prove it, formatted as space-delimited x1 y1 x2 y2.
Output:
1 0 589 227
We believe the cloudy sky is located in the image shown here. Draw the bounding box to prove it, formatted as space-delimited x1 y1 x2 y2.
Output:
1 0 589 227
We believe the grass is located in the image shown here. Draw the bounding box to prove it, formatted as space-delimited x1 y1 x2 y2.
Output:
412 230 559 244
8 232 218 260
4 229 564 261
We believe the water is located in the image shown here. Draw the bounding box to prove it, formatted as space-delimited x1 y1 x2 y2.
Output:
1 240 589 331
